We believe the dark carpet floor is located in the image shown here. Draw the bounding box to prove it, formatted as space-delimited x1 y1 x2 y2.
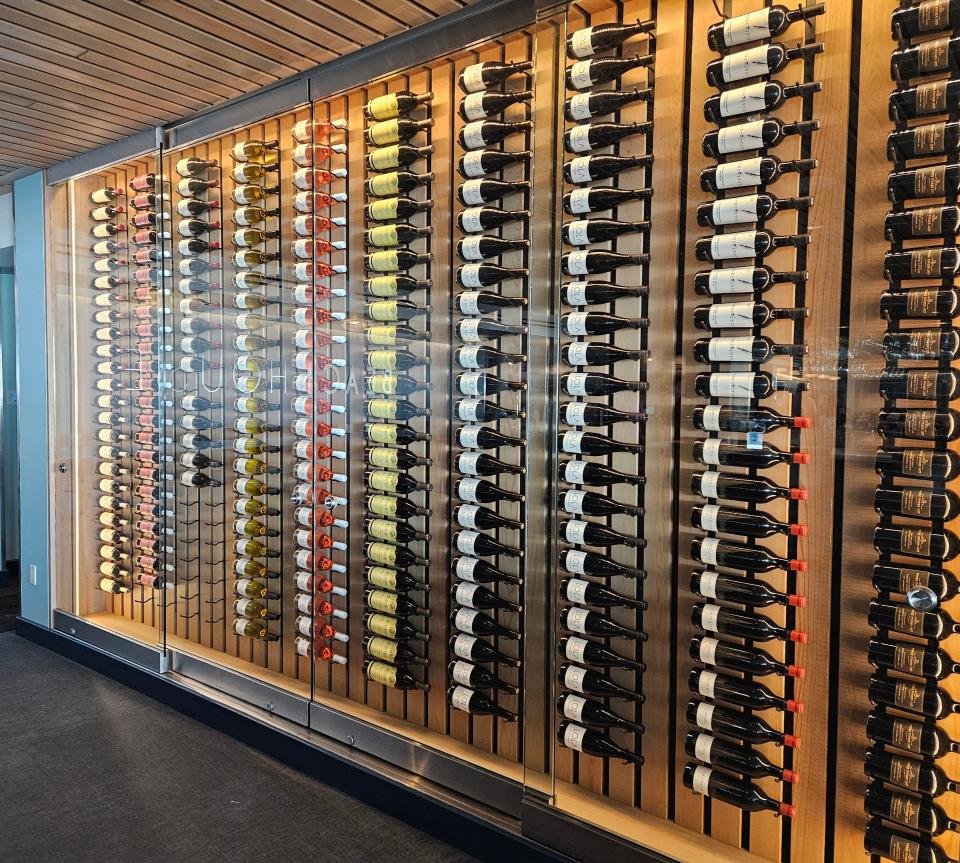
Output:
0 632 479 863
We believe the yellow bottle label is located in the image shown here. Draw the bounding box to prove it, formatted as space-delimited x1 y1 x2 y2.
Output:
235 458 266 475
367 612 399 639
368 446 400 469
368 588 399 614
367 251 401 273
367 373 401 395
368 519 399 542
367 325 399 345
368 224 400 247
369 146 401 172
368 173 401 198
367 399 398 420
368 469 400 492
366 422 398 444
367 276 399 297
367 541 398 565
366 94 400 121
366 659 399 687
367 350 399 370
368 299 399 320
367 198 400 221
366 563 399 588
366 636 399 663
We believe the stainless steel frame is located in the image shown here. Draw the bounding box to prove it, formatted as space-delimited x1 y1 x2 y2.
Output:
53 610 163 671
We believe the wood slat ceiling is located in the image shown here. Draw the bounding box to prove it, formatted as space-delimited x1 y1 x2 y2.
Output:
0 0 471 185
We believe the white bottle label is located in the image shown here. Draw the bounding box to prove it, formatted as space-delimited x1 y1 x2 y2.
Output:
717 119 767 155
565 342 591 365
711 195 760 226
563 723 588 752
721 46 773 83
700 470 722 498
719 82 768 118
700 439 722 465
564 282 589 305
698 671 718 700
563 461 588 485
692 764 714 796
565 577 590 603
701 603 722 631
458 291 483 314
453 633 478 659
450 685 475 712
696 701 716 731
565 310 590 332
562 693 588 722
455 582 481 608
570 27 595 59
565 607 591 635
461 64 486 93
296 593 312 614
708 336 757 362
708 301 757 329
456 556 480 581
563 490 589 515
694 734 715 765
563 665 588 693
699 636 720 664
461 92 489 122
462 122 487 150
700 570 722 600
459 207 485 233
456 504 481 529
707 266 756 294
568 157 594 185
569 60 594 90
564 636 590 663
451 660 475 686
568 125 594 153
563 403 589 426
458 426 482 449
566 220 592 245
564 520 589 544
454 607 480 633
456 399 483 422
709 372 757 398
457 477 482 503
564 374 591 397
461 151 487 178
457 347 482 369
723 10 772 47
713 157 764 190
699 505 721 533
699 536 721 565
561 431 586 454
456 532 480 555
458 264 484 288
458 321 483 344
710 230 757 261
458 373 485 397
563 549 588 575
568 93 594 122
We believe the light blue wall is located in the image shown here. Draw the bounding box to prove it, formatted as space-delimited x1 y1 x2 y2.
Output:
13 171 49 625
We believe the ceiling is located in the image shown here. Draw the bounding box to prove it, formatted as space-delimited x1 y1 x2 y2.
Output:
0 0 470 186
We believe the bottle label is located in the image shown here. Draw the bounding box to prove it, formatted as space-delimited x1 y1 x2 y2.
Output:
457 504 481 529
893 643 926 676
911 205 944 236
456 532 480 555
455 582 480 607
700 439 722 465
913 122 946 155
903 408 938 439
562 723 587 752
451 660 475 686
911 248 945 278
366 636 398 664
565 310 590 332
566 188 594 214
714 157 764 190
570 27 595 59
899 568 932 592
721 48 771 85
708 372 758 398
893 679 926 713
367 614 397 639
565 580 594 607
461 93 490 122
564 373 592 397
899 528 932 558
564 520 588 545
459 207 485 233
920 0 951 31
368 520 399 543
368 589 399 614
900 487 934 517
698 636 719 665
695 701 715 731
697 671 718 699
906 369 941 399
711 195 760 225
564 402 590 425
459 426 482 448
914 165 947 197
722 10 771 46
707 336 757 362
368 120 400 146
458 291 483 315
457 477 482 503
699 570 719 598
561 431 586 454
568 125 593 153
700 470 720 497
700 405 723 431
562 693 588 722
564 635 590 663
718 82 767 118
457 347 483 369
460 179 488 206
459 264 485 288
456 556 479 581
699 536 721 565
454 607 480 633
894 604 927 638
459 118 490 150
916 79 948 116
566 220 592 245
562 490 588 515
458 372 486 397
887 837 921 863
700 603 721 632
457 399 483 422
918 37 950 73
888 754 922 790
568 157 594 185
888 790 922 829
458 319 483 342
461 64 486 93
568 93 594 122
366 542 397 566
563 460 588 484
452 633 478 660
694 733 715 764
565 606 590 634
564 549 588 575
710 230 757 261
569 60 594 90
565 342 592 365
366 661 399 688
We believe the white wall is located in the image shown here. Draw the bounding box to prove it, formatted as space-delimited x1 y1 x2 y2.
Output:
0 192 12 248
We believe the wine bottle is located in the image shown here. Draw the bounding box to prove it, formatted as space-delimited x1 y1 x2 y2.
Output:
557 692 644 734
561 403 645 427
560 371 645 397
563 88 652 122
693 503 803 542
363 635 425 668
559 490 641 519
365 468 429 496
695 229 809 263
455 451 524 477
700 156 818 194
892 2 960 40
454 530 522 559
872 564 960 603
562 186 652 215
891 78 960 125
449 660 516 694
559 635 644 671
892 35 960 84
689 669 802 714
565 54 654 91
693 336 806 364
561 460 644 489
868 637 960 681
875 487 960 521
692 470 806 505
457 206 529 234
868 599 960 638
563 154 652 185
886 247 960 281
692 570 804 607
453 606 520 639
563 121 653 155
458 120 531 149
693 440 808 471
560 577 644 610
559 430 642 457
706 43 824 88
687 700 798 748
454 345 526 370
458 90 532 122
864 821 957 863
364 660 429 691
886 207 960 244
693 602 805 643
454 556 520 586
866 782 959 838
694 266 806 296
457 178 528 206
697 193 812 228
692 536 805 573
454 477 524 504
559 721 641 762
458 60 533 93
561 281 647 307
869 673 960 720
567 18 654 59
455 397 523 422
365 171 433 199
450 633 518 666
865 747 958 797
456 236 528 261
365 118 434 147
364 90 433 121
684 764 794 816
448 685 516 721
562 218 650 246
694 371 806 400
367 144 434 172
706 4 825 51
365 612 426 643
365 421 429 445
560 342 647 367
685 731 796 783
877 409 960 442
561 549 643 580
456 263 527 288
704 81 821 124
691 635 803 679
880 287 960 321
561 519 644 549
559 663 643 701
454 503 521 531
453 582 521 614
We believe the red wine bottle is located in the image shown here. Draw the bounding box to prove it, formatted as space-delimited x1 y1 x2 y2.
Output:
880 368 960 401
869 637 960 681
875 487 960 521
560 341 648 366
563 88 652 123
684 731 797 783
448 685 517 721
865 747 958 797
700 156 817 195
868 712 960 760
454 530 521 559
458 59 532 93
691 570 804 607
561 402 645 427
454 477 523 504
693 405 810 434
561 281 647 307
694 265 806 296
561 606 645 640
695 229 809 263
705 43 823 88
864 820 958 863
561 549 644 580
866 782 959 838
692 505 806 540
453 556 520 586
561 459 644 488
561 576 644 609
683 763 794 816
694 371 807 399
692 336 805 364
869 673 960 720
877 409 960 442
563 186 652 216
875 447 960 482
882 288 960 323
559 430 642 457
559 635 644 672
707 4 824 49
557 692 644 734
558 721 642 763
690 669 802 714
693 440 808 470
692 471 806 504
872 564 960 603
448 660 516 694
563 121 652 155
561 519 645 550
450 632 518 666
693 603 805 643
892 35 960 84
687 700 799 748
453 582 521 614
560 371 645 397
566 19 655 60
458 120 530 149
704 80 821 124
562 217 650 245
691 635 804 679
696 192 812 228
458 90 532 122
868 599 960 637
692 537 805 574
561 309 647 334
559 663 642 701
453 606 520 639
890 79 960 124
563 154 652 185
565 54 653 91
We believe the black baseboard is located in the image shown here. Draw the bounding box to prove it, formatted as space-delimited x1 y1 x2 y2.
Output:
15 618 573 863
